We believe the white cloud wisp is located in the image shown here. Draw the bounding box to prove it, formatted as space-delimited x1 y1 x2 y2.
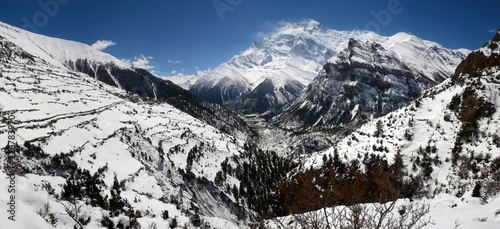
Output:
91 40 117 51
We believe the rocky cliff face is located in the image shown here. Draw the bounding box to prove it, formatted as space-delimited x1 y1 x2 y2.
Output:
276 35 468 132
224 77 304 115
454 28 500 78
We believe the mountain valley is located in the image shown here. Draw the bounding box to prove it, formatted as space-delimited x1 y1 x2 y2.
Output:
0 19 499 229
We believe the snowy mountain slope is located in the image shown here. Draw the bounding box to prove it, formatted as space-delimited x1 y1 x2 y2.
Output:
0 21 129 69
0 21 253 141
0 32 255 228
276 34 468 132
168 71 206 91
267 28 500 228
182 19 468 115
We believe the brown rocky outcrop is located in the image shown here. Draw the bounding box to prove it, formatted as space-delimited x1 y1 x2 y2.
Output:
270 162 403 216
454 28 500 77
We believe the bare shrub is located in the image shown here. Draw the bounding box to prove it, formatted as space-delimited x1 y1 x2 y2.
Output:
279 199 433 229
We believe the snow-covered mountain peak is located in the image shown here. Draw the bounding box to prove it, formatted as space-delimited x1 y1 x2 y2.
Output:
290 18 322 28
187 20 384 113
184 20 469 115
480 28 500 57
387 31 417 42
276 19 326 36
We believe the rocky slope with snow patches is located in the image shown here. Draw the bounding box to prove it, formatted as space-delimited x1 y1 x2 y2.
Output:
276 32 468 132
268 28 500 228
0 25 256 228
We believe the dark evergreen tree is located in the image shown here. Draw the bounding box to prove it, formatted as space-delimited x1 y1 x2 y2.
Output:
190 213 202 227
421 153 433 178
472 182 482 198
100 215 114 229
61 178 81 202
128 217 141 229
214 171 224 187
391 150 406 179
158 143 165 162
109 173 125 217
162 210 169 220
84 173 108 208
375 120 383 137
170 217 178 229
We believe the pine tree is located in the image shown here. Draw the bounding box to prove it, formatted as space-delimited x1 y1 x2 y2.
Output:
158 142 165 162
61 177 81 202
421 154 433 178
109 173 125 217
391 150 405 179
375 120 383 137
190 213 202 227
85 173 107 208
162 210 169 220
472 182 482 198
170 217 178 229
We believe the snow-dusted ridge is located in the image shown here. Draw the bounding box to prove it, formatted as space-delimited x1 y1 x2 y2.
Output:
297 30 500 192
0 21 130 69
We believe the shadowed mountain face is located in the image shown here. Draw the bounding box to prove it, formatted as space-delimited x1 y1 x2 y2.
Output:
224 77 304 115
275 37 468 132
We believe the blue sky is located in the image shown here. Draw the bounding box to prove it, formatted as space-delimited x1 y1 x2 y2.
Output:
1 0 499 76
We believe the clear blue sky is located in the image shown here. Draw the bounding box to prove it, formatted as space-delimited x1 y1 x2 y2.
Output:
1 0 499 76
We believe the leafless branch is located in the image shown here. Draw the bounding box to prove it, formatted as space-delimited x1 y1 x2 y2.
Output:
61 200 84 229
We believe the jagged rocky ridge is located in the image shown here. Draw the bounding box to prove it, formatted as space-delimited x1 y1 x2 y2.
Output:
276 33 468 132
